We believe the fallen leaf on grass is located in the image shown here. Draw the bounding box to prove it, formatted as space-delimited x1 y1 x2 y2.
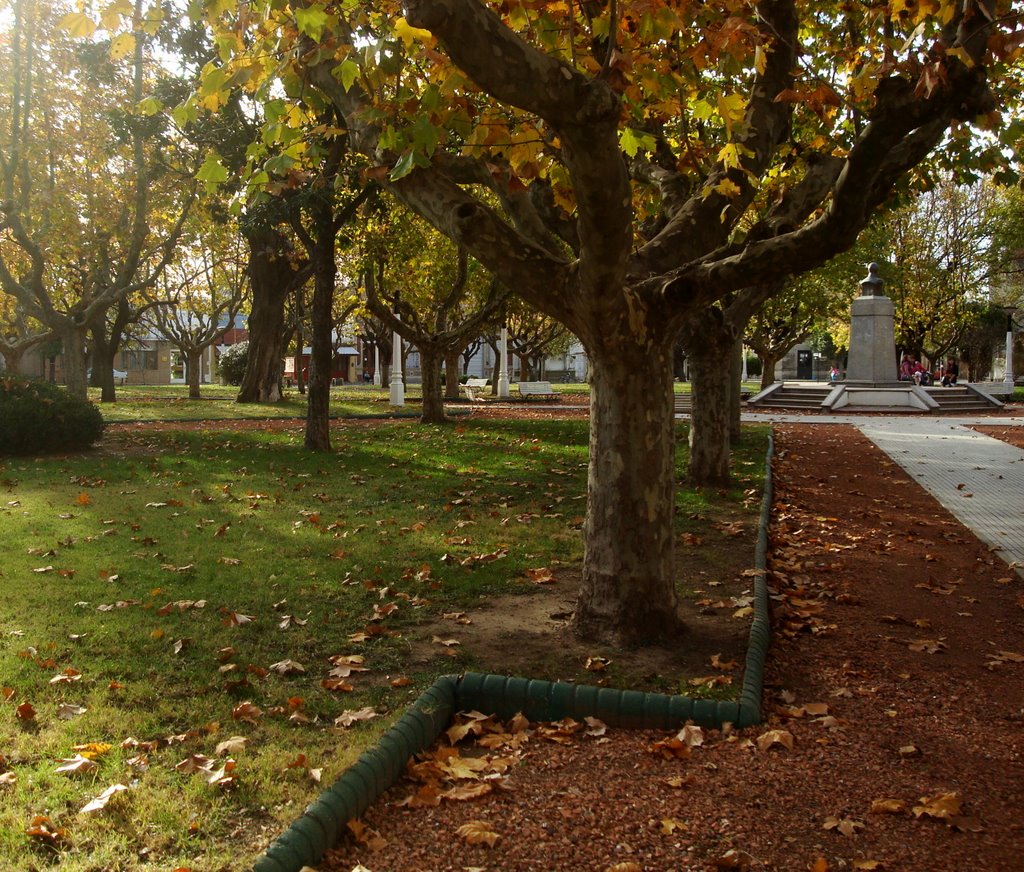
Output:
523 567 555 584
456 820 501 848
25 815 68 845
334 707 378 728
231 702 263 723
432 636 460 647
80 783 128 814
215 736 248 756
269 659 305 675
0 771 16 788
16 702 36 721
584 656 610 672
56 703 87 719
55 755 99 775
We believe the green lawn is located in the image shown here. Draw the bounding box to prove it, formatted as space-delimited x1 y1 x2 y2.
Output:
0 415 766 870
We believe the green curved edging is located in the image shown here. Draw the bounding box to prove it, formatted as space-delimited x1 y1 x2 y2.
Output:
253 436 775 872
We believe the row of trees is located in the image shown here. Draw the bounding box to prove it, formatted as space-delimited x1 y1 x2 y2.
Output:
4 0 1024 645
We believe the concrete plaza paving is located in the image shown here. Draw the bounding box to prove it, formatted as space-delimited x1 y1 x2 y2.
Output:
744 412 1024 578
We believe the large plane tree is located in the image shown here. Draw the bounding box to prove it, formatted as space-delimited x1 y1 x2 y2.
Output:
183 0 1022 645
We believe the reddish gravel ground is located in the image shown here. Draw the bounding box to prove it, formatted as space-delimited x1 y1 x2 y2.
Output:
317 421 1024 872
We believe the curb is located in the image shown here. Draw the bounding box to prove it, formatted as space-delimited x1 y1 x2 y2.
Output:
253 435 774 872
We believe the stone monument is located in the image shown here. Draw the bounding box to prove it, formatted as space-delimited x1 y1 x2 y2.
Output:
844 262 897 384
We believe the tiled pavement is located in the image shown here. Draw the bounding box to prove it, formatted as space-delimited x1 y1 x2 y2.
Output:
855 418 1024 577
742 411 1024 578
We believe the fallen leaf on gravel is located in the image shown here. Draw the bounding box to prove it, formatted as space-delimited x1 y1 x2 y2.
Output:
908 638 946 654
584 716 607 737
659 817 687 834
913 791 961 821
664 774 697 788
456 820 500 847
756 729 794 752
869 798 907 814
852 862 884 870
811 859 829 872
347 819 386 851
949 815 985 832
985 650 1024 669
898 744 920 758
711 848 753 869
605 864 642 872
441 782 493 801
823 815 865 836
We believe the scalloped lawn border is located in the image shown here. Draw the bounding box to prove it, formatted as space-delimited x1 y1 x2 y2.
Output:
254 435 774 872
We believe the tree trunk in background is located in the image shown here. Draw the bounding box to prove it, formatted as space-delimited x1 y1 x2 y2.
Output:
729 337 743 445
59 326 88 399
304 237 335 451
759 353 779 390
572 345 682 645
687 335 733 486
444 350 461 399
419 349 446 424
187 349 202 399
238 229 300 403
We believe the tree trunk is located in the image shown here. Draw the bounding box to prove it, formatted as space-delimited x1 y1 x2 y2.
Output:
729 336 743 445
187 349 202 399
572 346 683 646
1 348 25 374
237 230 298 404
419 349 446 424
304 246 334 452
89 327 118 402
687 338 733 486
759 353 779 390
444 350 461 399
60 326 89 399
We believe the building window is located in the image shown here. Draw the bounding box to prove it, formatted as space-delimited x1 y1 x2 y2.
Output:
124 349 158 370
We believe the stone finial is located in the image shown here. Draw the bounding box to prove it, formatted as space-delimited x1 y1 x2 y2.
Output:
860 262 884 296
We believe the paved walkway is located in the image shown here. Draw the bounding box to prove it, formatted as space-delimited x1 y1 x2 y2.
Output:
856 418 1024 577
743 412 1024 578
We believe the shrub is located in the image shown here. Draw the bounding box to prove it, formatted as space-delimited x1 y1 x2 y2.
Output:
218 341 249 385
0 378 105 455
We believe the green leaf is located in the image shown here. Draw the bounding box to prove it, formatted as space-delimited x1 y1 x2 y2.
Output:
336 59 360 93
619 128 657 158
197 152 229 184
294 6 329 41
135 97 164 117
389 151 417 181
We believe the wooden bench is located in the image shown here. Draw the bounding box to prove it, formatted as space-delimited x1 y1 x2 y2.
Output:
461 377 490 401
515 381 558 400
673 390 751 414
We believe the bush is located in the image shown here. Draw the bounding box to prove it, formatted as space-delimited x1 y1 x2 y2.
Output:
0 378 105 455
218 341 249 385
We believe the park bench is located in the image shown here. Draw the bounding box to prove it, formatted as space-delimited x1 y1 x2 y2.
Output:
515 381 558 400
461 377 490 401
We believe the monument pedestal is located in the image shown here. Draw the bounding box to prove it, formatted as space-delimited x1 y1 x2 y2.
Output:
845 294 897 385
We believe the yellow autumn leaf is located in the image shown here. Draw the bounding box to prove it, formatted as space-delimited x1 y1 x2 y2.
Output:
109 33 136 62
394 16 434 48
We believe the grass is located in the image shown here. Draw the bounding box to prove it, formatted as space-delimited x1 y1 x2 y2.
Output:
0 414 767 870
